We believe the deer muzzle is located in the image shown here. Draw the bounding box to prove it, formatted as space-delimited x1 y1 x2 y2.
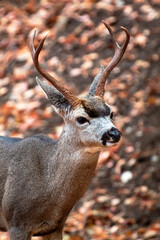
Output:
101 127 122 146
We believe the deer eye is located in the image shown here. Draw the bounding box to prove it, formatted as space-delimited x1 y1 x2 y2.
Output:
110 112 114 119
76 117 89 125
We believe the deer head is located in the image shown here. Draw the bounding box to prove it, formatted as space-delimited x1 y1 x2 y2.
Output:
30 21 130 152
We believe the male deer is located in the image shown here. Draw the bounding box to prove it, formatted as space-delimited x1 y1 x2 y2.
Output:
0 21 130 240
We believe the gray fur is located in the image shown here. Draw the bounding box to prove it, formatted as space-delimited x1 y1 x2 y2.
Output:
36 77 71 114
0 77 121 240
88 65 104 96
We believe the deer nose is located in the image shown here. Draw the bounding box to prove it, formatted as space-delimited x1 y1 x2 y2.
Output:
108 127 122 142
101 127 122 146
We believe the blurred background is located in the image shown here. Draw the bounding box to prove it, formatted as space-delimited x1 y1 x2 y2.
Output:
0 0 160 239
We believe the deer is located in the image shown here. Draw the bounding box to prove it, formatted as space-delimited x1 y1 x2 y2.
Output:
0 21 130 240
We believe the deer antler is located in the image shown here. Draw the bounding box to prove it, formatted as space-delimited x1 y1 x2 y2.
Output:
95 21 130 98
30 29 81 108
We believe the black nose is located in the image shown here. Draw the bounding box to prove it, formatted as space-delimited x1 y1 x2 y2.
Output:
108 127 122 142
101 127 122 146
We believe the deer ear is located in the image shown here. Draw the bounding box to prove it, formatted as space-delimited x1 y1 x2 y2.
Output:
36 77 71 114
87 65 104 97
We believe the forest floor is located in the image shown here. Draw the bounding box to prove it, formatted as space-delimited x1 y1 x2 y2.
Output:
0 0 160 239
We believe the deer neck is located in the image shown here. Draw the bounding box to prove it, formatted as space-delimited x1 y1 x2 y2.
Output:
47 124 100 216
57 123 100 161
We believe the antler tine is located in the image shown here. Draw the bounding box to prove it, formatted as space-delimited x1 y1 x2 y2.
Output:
30 29 37 57
30 29 81 108
95 21 130 98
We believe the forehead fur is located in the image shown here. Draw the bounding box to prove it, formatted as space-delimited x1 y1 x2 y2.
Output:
81 97 111 118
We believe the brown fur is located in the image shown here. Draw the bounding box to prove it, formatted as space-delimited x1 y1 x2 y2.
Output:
81 97 111 118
